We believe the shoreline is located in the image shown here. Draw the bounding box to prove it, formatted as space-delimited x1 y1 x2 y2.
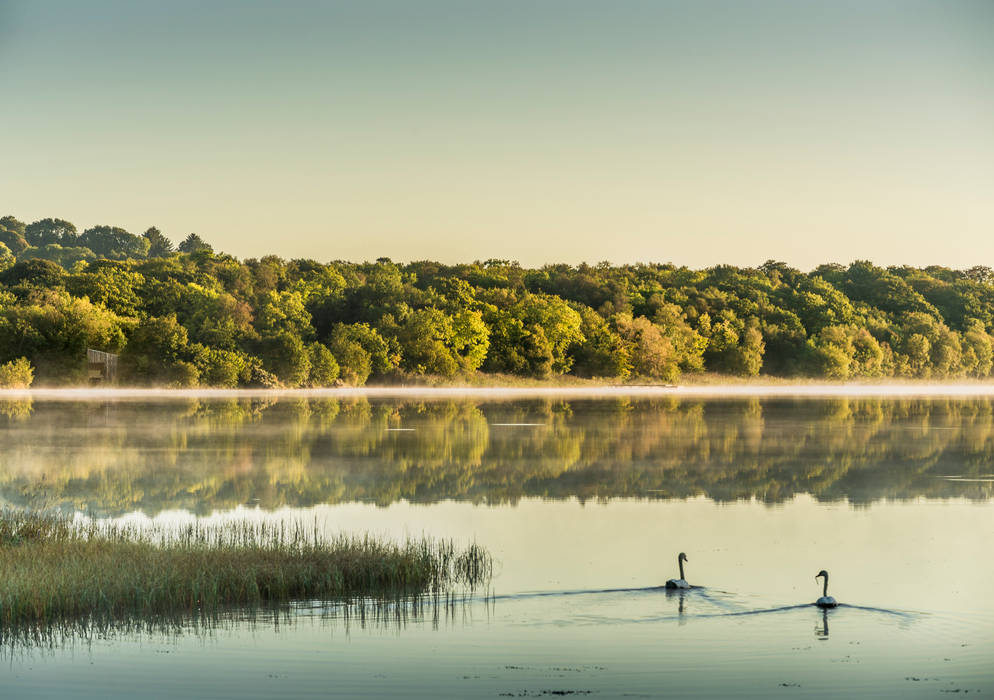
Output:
4 381 994 400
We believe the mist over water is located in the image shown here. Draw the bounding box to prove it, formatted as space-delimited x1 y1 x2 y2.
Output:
1 390 992 697
13 382 994 400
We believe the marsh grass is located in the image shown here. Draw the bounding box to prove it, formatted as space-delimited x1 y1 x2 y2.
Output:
0 509 491 628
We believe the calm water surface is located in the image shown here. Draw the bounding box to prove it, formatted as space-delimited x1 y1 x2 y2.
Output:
0 392 991 697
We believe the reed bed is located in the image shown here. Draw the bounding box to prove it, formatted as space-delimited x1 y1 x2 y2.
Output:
0 509 491 628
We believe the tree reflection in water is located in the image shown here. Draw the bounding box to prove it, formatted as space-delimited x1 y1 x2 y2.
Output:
0 396 991 516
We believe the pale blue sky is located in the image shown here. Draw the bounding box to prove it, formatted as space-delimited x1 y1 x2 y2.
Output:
2 0 992 268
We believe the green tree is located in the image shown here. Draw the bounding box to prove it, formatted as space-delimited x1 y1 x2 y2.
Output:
143 227 174 257
307 342 340 386
79 226 150 260
179 287 256 350
195 347 251 387
570 306 630 379
24 218 78 246
394 308 472 377
0 226 30 255
653 302 707 372
811 325 855 379
484 294 583 376
0 357 34 388
961 320 994 378
0 216 26 236
851 328 884 377
612 314 680 381
67 264 145 316
328 334 372 385
839 261 939 318
256 332 311 387
0 291 128 382
20 244 96 268
255 290 314 339
0 259 68 290
0 242 14 272
450 310 491 371
704 316 765 376
328 323 395 381
177 233 213 254
120 315 199 386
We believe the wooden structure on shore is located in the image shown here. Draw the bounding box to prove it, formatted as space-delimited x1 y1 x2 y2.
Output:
87 349 119 384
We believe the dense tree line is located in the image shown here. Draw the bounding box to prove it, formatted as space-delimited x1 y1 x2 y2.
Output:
3 213 994 387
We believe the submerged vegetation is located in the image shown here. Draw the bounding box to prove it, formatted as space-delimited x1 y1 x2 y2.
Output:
0 509 491 628
5 214 994 387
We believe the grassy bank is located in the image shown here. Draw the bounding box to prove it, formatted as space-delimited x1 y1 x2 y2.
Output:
0 510 491 627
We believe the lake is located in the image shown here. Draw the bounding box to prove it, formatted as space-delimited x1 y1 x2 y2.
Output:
0 389 992 698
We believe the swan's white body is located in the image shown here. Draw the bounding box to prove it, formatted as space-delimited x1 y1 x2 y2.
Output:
665 553 690 589
814 570 838 608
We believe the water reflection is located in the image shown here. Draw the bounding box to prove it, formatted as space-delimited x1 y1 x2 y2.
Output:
665 588 689 625
0 592 485 656
816 608 830 639
0 396 992 515
2 586 986 700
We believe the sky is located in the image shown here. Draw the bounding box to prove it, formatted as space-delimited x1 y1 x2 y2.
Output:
1 0 992 269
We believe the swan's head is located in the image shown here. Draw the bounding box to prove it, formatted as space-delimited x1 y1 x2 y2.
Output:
678 552 688 563
815 569 828 581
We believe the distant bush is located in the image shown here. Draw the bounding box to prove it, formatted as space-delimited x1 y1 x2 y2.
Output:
0 357 34 389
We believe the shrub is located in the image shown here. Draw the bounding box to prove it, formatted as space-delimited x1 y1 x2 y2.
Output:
0 357 34 389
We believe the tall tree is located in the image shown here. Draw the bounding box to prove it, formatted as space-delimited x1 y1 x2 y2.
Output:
24 218 78 246
177 233 213 254
0 227 29 255
143 227 174 257
0 216 26 236
79 226 150 260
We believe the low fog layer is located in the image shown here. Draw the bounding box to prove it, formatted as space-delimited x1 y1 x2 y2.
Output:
7 383 994 401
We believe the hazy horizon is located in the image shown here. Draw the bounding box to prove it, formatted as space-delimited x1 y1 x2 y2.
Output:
2 0 992 269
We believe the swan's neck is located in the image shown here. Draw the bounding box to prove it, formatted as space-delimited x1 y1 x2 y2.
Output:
822 574 829 598
678 558 685 580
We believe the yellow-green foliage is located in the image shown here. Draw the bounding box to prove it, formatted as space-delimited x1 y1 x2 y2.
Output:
0 357 33 389
9 211 994 385
0 509 491 627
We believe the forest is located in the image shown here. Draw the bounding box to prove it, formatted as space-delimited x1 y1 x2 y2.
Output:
3 213 994 387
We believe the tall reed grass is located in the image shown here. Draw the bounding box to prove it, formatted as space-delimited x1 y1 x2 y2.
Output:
0 509 491 627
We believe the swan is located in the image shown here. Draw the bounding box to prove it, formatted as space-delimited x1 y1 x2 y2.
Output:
665 552 690 589
815 570 838 608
